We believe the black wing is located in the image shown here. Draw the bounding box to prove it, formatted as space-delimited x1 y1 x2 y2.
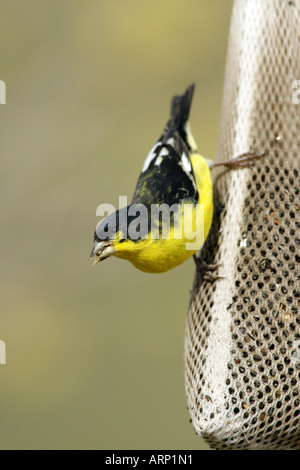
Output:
132 131 198 207
131 85 198 208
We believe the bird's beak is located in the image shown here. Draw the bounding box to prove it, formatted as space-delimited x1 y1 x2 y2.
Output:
89 240 116 266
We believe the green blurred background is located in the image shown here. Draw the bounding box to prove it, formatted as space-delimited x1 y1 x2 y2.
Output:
0 0 233 450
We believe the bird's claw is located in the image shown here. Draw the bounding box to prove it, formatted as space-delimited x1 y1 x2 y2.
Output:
193 255 225 282
210 150 265 170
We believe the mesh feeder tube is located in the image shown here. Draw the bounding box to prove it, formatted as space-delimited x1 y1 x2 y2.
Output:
185 0 300 450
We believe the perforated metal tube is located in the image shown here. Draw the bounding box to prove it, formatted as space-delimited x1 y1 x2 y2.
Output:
185 0 300 450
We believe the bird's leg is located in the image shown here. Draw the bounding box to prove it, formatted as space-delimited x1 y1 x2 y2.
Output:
193 255 224 282
210 150 265 170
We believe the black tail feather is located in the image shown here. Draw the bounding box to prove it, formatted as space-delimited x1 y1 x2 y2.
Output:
164 84 195 151
170 84 195 133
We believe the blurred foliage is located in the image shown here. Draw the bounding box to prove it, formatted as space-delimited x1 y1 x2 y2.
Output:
0 0 232 450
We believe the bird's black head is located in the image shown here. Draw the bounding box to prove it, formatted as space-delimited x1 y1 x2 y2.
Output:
90 205 150 264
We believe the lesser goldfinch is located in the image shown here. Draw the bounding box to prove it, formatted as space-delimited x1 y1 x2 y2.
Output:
90 85 263 274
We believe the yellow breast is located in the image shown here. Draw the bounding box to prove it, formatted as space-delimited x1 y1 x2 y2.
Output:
114 154 213 273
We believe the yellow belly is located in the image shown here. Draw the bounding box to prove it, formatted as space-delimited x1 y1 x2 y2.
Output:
190 153 213 241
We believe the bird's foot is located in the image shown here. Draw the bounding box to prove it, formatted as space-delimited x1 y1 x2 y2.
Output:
210 150 265 170
193 255 224 282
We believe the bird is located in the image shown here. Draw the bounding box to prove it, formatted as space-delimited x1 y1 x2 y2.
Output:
90 84 263 275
